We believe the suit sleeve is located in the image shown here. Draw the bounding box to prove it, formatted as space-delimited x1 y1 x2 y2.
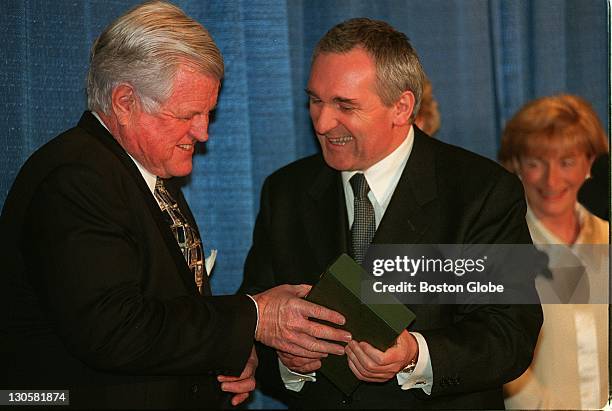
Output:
418 172 543 398
240 176 278 295
24 164 256 377
239 176 294 402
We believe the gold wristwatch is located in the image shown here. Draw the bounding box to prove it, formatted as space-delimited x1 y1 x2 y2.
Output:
401 358 417 374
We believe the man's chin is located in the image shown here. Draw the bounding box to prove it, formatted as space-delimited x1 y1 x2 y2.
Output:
167 164 193 178
322 152 357 172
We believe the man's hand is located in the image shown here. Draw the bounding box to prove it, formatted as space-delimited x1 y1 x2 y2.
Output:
253 284 351 358
217 347 258 406
345 330 418 383
278 350 322 374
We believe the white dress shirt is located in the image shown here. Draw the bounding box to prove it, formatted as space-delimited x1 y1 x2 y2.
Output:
90 111 219 277
282 126 434 394
504 204 608 409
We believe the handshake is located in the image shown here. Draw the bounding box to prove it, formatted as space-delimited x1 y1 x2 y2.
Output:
220 284 417 405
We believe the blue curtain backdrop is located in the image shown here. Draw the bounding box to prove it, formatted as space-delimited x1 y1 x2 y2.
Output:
1 1 608 408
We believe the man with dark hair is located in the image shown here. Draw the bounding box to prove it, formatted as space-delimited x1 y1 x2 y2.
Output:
0 2 349 409
240 18 542 409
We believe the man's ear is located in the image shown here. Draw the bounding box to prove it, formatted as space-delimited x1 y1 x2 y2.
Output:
111 84 138 126
392 90 415 127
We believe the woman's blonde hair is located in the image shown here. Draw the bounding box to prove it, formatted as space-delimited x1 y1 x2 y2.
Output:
498 94 608 172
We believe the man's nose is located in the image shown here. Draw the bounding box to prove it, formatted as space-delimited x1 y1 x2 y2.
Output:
190 114 209 142
312 104 338 135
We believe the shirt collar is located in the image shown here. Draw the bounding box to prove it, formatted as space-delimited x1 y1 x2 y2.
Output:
91 111 157 194
526 203 588 246
342 126 414 210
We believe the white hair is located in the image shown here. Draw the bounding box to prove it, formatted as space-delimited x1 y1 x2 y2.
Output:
87 1 223 114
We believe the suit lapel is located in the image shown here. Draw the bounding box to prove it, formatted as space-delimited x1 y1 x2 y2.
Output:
77 112 201 295
300 128 438 270
301 161 349 279
373 128 437 245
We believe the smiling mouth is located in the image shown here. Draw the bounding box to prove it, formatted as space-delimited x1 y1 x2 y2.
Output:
177 144 194 151
539 188 568 200
326 135 353 146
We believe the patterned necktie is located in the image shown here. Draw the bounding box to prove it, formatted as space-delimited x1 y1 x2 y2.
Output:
350 173 376 264
154 177 206 294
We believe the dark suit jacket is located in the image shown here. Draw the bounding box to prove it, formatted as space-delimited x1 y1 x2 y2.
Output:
0 112 257 409
240 127 543 409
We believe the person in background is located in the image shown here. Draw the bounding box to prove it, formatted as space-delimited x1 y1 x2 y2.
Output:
578 153 610 221
414 76 441 136
499 94 609 409
0 2 350 409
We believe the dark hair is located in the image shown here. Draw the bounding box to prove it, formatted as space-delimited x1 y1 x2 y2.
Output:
314 17 425 121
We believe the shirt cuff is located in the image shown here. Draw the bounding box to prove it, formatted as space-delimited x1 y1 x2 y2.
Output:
396 331 433 394
278 358 316 392
245 294 259 337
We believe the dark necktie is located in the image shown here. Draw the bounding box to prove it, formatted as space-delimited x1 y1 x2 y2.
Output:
350 173 376 264
154 177 206 294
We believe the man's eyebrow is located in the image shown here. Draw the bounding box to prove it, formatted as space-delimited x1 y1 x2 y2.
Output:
179 105 217 117
332 97 357 105
304 89 358 105
304 88 317 97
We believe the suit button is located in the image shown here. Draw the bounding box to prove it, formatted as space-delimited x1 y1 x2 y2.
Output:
191 384 199 393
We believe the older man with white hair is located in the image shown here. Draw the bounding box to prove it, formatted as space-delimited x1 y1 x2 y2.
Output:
0 2 350 409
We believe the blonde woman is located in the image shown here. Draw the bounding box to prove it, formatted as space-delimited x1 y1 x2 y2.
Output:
499 94 609 409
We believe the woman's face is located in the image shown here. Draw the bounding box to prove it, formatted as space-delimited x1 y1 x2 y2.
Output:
518 148 593 220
